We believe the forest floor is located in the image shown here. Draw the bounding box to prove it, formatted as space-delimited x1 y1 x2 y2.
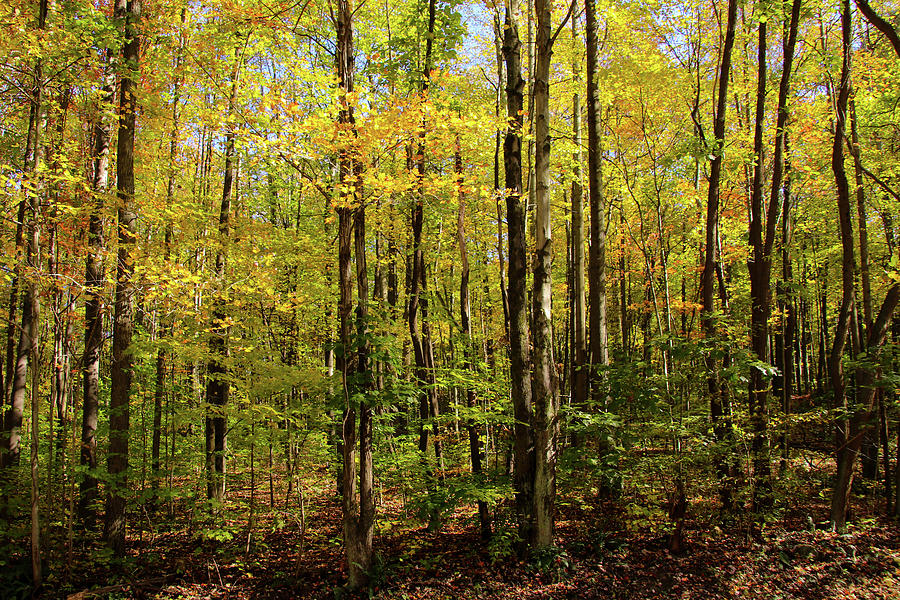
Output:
45 486 900 600
46 466 900 600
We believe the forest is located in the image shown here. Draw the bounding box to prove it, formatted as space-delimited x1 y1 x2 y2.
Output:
2 0 900 597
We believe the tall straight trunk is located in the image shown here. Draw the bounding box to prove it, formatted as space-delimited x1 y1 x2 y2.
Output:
849 98 879 480
409 0 442 479
493 13 511 338
205 50 239 504
503 0 534 544
570 15 588 413
2 0 45 473
30 328 41 589
702 0 738 511
585 0 608 395
336 0 373 588
618 211 630 355
778 135 796 473
456 139 491 540
352 186 374 592
80 48 113 524
531 0 559 549
746 13 771 517
829 0 856 479
153 8 185 505
747 0 801 515
45 87 72 483
104 0 141 557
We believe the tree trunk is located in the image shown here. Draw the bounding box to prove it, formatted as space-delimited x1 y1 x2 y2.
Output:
335 0 373 588
205 49 239 504
406 0 443 502
456 139 491 540
104 0 142 557
829 0 856 502
153 9 185 507
80 46 113 524
530 0 559 549
779 132 796 474
747 0 801 517
585 0 608 391
1 0 45 473
503 0 534 545
702 0 738 511
571 14 588 415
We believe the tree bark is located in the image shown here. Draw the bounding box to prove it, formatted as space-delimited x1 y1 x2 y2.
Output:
456 139 491 540
530 0 559 549
585 0 609 393
204 44 239 505
153 8 185 507
80 46 114 524
702 0 738 511
335 0 373 588
571 14 588 415
1 0 45 473
503 0 534 545
746 0 801 517
104 0 141 557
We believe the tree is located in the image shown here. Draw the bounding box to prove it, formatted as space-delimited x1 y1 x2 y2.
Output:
828 0 900 531
701 0 738 511
335 0 374 588
1 0 46 476
570 12 588 417
205 38 241 505
745 0 804 518
455 136 491 539
502 0 534 545
79 37 111 520
104 0 141 557
530 0 562 549
585 0 608 401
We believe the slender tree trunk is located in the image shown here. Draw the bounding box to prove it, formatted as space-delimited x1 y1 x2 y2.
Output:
829 0 856 490
205 48 239 504
531 0 560 548
571 14 588 414
80 47 113 524
849 98 879 480
408 0 442 493
779 134 796 474
702 0 738 511
503 0 534 545
747 0 800 517
104 0 142 557
336 0 373 588
746 10 772 518
456 139 491 540
585 0 608 390
153 8 185 507
1 0 45 473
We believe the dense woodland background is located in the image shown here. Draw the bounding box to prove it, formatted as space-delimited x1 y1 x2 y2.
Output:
2 0 900 597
